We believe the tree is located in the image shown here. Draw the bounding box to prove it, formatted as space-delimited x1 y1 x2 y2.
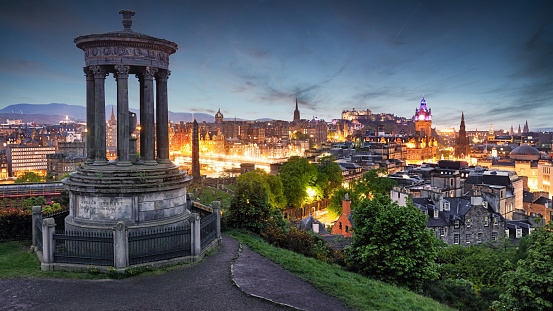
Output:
279 156 317 207
316 156 343 198
345 194 438 290
327 168 396 218
291 130 308 140
226 178 272 233
493 222 553 311
237 169 286 209
15 172 43 183
354 168 397 197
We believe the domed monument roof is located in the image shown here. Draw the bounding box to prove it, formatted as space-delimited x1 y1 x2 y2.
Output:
74 10 177 70
510 144 540 161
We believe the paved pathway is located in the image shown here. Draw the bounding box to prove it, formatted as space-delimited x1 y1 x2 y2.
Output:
0 236 349 311
232 244 349 310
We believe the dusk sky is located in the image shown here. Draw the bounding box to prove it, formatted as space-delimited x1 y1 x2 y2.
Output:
1 0 552 131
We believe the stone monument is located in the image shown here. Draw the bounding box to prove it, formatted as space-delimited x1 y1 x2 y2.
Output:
64 10 192 233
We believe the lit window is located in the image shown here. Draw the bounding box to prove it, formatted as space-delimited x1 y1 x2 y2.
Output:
466 218 471 227
484 216 489 227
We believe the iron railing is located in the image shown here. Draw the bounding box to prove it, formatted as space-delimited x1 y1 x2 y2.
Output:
53 230 114 266
43 207 69 231
200 212 217 249
128 224 191 265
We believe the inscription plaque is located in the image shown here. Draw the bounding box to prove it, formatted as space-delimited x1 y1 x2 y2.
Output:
77 196 133 220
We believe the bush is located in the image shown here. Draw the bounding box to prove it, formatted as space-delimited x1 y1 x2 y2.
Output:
0 209 32 241
260 226 345 265
423 279 489 311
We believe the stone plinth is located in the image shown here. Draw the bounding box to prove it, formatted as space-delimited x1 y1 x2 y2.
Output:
63 162 192 233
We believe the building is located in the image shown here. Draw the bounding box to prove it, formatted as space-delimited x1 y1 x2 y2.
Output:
478 144 542 192
332 195 353 237
215 109 223 124
341 108 372 122
293 98 300 122
405 97 438 164
410 189 506 245
454 112 470 159
47 141 86 179
7 145 56 177
106 107 117 160
537 163 552 198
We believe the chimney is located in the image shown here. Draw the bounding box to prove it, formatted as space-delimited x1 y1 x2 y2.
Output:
342 193 351 215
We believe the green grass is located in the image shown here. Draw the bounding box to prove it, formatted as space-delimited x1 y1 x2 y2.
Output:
197 188 233 208
227 230 456 311
0 241 110 279
223 184 236 192
0 241 199 279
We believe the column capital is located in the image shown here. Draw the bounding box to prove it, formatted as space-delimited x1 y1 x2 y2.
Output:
83 67 94 80
155 69 171 82
141 67 158 80
89 65 108 79
114 65 130 79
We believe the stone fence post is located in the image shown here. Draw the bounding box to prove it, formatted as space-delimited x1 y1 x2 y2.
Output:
42 218 56 265
189 213 201 256
113 222 129 270
212 201 221 239
31 206 42 248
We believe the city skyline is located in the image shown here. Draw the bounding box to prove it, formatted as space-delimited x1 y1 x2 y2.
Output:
1 1 552 131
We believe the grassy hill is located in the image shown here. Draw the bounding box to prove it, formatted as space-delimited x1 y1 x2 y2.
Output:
228 230 455 311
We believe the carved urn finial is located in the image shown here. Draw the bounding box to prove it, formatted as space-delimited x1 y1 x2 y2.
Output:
119 10 135 31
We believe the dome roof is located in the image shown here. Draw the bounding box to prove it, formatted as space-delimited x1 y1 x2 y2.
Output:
510 144 540 161
511 144 540 155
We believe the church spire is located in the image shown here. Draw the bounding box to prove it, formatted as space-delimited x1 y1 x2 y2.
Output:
293 98 300 122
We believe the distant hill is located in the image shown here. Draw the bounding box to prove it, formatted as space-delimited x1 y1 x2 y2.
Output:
0 103 87 121
0 104 215 123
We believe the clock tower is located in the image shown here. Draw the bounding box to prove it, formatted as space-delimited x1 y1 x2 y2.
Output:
414 97 432 137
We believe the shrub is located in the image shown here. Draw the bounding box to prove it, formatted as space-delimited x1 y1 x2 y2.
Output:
423 279 489 311
0 209 33 241
260 226 345 265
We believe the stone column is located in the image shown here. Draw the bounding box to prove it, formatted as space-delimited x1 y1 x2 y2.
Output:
190 213 201 257
113 222 129 270
84 67 96 164
141 67 157 165
114 65 131 166
212 201 221 240
137 74 144 160
155 69 171 164
31 205 42 248
90 65 108 165
41 218 56 269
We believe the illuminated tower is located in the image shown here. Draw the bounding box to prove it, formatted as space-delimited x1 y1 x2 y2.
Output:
414 97 432 137
293 98 300 122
